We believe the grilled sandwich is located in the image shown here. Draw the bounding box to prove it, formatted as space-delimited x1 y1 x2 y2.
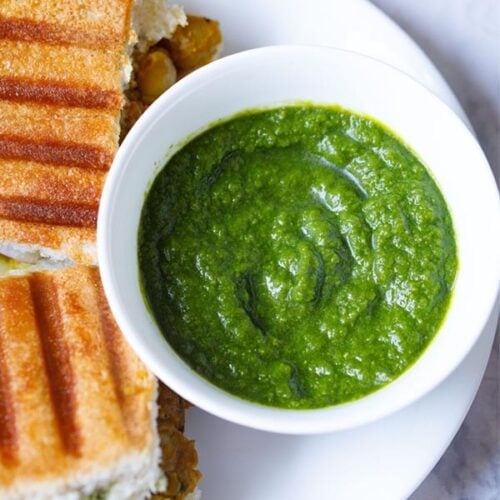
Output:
0 1 133 266
0 2 223 497
0 0 192 266
0 265 200 499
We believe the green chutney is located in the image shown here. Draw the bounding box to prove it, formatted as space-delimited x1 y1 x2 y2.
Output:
138 105 457 409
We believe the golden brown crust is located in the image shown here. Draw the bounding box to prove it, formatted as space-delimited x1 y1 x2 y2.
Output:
89 268 156 449
0 16 122 50
0 102 119 163
0 275 64 481
28 272 82 456
0 160 104 206
0 305 17 467
0 0 133 50
0 1 205 496
0 266 157 491
0 159 103 259
0 266 202 498
0 2 129 264
0 41 123 90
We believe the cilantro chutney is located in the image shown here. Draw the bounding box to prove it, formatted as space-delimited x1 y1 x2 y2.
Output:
138 105 457 409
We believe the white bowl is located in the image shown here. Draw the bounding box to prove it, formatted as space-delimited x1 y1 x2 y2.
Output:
98 45 500 434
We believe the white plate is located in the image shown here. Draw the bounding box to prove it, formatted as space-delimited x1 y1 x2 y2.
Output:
179 1 498 498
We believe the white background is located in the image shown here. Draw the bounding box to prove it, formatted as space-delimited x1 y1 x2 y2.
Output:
370 1 499 498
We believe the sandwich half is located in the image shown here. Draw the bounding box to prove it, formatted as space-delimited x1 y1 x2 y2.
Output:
0 265 200 499
0 1 135 266
0 0 192 267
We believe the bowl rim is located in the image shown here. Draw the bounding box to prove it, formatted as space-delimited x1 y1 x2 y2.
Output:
98 44 500 434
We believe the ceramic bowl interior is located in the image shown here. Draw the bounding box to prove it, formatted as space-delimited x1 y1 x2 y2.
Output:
98 45 500 434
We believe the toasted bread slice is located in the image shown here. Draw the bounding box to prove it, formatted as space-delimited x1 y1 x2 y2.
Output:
0 2 132 265
0 2 220 267
0 266 200 499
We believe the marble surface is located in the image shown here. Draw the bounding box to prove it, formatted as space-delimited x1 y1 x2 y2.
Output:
370 1 500 498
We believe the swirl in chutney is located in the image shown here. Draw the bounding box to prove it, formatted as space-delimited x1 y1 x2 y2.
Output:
138 105 457 409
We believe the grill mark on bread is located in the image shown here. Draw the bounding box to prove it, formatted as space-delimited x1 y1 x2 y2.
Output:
0 77 122 109
91 269 125 403
0 135 112 170
90 268 134 440
0 319 17 466
29 274 81 457
0 17 121 49
0 197 98 228
90 267 153 446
